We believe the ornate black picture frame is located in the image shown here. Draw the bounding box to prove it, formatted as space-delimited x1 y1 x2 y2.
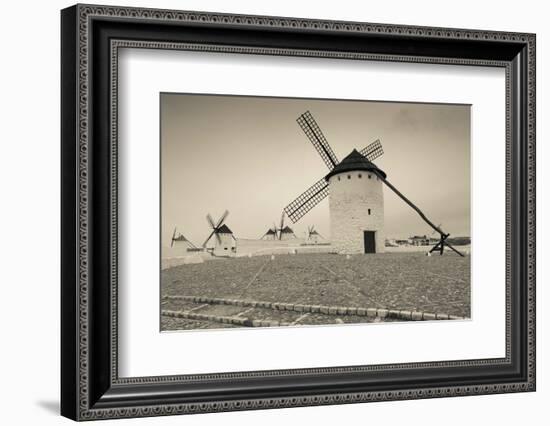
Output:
61 4 536 421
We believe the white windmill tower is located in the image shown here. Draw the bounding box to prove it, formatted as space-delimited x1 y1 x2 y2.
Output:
284 111 464 256
202 210 236 257
324 149 386 253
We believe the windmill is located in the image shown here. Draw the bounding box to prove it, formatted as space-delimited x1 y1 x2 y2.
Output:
170 227 197 250
283 110 463 256
306 225 323 244
276 211 296 240
202 210 237 256
260 224 278 240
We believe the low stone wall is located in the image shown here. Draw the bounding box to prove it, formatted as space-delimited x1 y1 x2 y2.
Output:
161 254 206 270
162 309 292 327
235 239 334 257
162 295 466 321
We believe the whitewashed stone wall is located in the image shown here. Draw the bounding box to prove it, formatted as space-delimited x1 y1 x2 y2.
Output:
328 170 384 254
280 233 296 241
214 233 235 257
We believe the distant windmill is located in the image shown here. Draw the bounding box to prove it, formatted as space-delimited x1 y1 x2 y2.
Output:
170 227 197 250
276 211 296 240
261 224 278 240
306 225 323 244
283 110 463 256
203 210 236 257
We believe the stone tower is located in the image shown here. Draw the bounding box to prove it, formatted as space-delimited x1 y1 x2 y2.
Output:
213 224 236 257
325 149 386 254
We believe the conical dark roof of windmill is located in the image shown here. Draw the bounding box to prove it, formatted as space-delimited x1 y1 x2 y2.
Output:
325 149 386 180
281 226 294 233
266 228 276 234
216 224 233 234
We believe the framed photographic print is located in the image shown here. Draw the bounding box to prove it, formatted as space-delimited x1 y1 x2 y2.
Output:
61 4 536 421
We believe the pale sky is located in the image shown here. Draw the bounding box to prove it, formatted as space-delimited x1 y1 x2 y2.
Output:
161 93 470 247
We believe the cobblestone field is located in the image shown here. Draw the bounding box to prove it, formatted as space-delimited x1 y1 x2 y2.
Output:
161 252 470 330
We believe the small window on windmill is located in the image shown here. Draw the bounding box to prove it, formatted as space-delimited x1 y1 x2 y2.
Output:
358 174 362 178
338 176 341 181
347 175 351 179
368 208 371 215
368 174 371 179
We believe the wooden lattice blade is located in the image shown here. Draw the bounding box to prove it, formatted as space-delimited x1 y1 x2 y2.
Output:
284 177 329 223
296 111 338 169
359 139 384 162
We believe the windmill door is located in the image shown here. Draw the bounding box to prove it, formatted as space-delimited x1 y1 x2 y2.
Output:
363 231 376 253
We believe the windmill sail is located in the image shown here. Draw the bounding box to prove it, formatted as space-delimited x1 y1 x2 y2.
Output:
284 177 329 223
296 111 339 169
170 227 178 247
203 210 231 247
215 210 229 228
202 230 216 248
206 213 216 228
278 211 285 240
359 139 384 162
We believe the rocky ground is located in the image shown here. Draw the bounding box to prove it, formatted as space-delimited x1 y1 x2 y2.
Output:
161 252 470 330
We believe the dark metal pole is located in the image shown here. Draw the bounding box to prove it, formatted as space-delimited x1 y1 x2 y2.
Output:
374 171 445 235
373 170 464 257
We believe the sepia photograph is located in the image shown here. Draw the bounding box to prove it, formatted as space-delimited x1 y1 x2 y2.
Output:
160 93 471 331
